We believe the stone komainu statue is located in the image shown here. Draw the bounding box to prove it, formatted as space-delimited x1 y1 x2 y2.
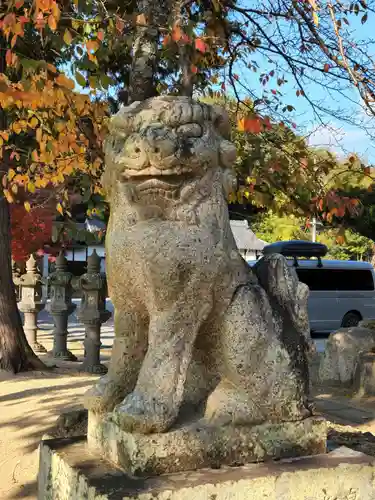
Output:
85 96 312 434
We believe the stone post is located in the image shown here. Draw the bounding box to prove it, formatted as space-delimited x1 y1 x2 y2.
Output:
18 254 47 353
45 251 77 361
74 250 111 374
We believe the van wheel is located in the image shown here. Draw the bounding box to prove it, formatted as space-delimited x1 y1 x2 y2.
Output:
341 312 361 328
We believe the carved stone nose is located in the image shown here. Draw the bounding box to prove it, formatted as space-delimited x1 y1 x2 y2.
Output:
145 128 176 158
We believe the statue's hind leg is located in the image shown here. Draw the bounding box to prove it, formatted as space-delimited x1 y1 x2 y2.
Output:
204 284 310 426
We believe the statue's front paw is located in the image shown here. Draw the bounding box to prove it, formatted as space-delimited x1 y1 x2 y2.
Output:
84 375 124 413
112 391 176 434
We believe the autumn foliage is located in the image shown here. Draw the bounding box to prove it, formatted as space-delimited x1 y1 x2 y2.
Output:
10 204 53 262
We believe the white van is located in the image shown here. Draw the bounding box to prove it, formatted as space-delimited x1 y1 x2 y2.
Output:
247 240 375 334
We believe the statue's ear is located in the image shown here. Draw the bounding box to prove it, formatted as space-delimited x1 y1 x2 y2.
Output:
101 169 112 199
222 168 237 198
219 139 236 170
211 105 231 140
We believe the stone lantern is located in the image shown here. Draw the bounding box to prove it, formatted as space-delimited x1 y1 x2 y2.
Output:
74 250 111 374
11 259 21 302
45 251 77 361
18 254 47 353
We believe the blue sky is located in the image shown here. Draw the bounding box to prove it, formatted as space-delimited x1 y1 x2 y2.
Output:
231 6 375 163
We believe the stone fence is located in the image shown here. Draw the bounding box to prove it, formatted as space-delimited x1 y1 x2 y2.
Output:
14 251 110 375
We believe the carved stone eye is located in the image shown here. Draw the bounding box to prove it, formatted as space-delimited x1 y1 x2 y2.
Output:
111 137 125 155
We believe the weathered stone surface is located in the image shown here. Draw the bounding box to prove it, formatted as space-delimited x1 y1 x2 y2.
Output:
88 411 326 477
38 438 375 500
51 409 88 439
18 254 46 353
359 319 375 331
354 351 375 397
73 250 111 374
84 96 313 438
319 327 375 385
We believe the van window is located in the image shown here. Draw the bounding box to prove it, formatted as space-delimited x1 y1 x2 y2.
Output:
296 268 375 291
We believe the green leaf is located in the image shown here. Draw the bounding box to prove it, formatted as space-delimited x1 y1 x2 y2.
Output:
63 29 73 45
20 58 41 71
100 74 115 89
75 71 86 87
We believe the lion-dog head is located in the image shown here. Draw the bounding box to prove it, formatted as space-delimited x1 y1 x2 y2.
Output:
103 96 237 219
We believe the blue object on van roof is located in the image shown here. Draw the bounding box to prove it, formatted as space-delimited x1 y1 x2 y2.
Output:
262 240 328 259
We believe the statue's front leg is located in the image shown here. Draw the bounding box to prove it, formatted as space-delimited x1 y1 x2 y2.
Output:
113 294 212 434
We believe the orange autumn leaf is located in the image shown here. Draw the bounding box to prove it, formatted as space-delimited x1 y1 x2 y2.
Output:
136 13 146 25
238 116 262 134
162 35 171 46
55 74 75 90
48 14 57 31
5 50 12 66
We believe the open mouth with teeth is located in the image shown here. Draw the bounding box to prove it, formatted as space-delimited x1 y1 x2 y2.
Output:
121 168 193 197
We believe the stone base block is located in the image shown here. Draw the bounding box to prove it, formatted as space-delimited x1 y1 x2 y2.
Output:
88 411 327 476
38 437 375 500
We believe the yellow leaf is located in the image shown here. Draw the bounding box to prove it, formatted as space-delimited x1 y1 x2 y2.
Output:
31 150 39 161
51 2 61 21
4 190 14 203
56 202 63 214
11 184 18 194
12 122 22 134
24 201 31 212
313 11 319 26
27 182 36 193
56 74 75 90
0 137 3 147
8 168 16 181
0 132 9 141
237 118 245 132
29 117 39 129
63 29 73 45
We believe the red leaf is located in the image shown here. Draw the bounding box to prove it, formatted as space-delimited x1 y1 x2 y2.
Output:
292 122 297 129
191 64 198 74
221 82 226 91
324 63 330 72
271 89 277 95
233 74 239 80
263 116 272 130
195 38 207 53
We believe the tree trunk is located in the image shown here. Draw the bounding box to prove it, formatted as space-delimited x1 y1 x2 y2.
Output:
128 0 172 103
0 195 46 373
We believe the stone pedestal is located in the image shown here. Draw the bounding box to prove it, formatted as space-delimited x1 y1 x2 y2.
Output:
354 350 375 397
45 252 77 361
38 438 375 500
73 250 111 374
88 411 326 477
18 254 47 353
